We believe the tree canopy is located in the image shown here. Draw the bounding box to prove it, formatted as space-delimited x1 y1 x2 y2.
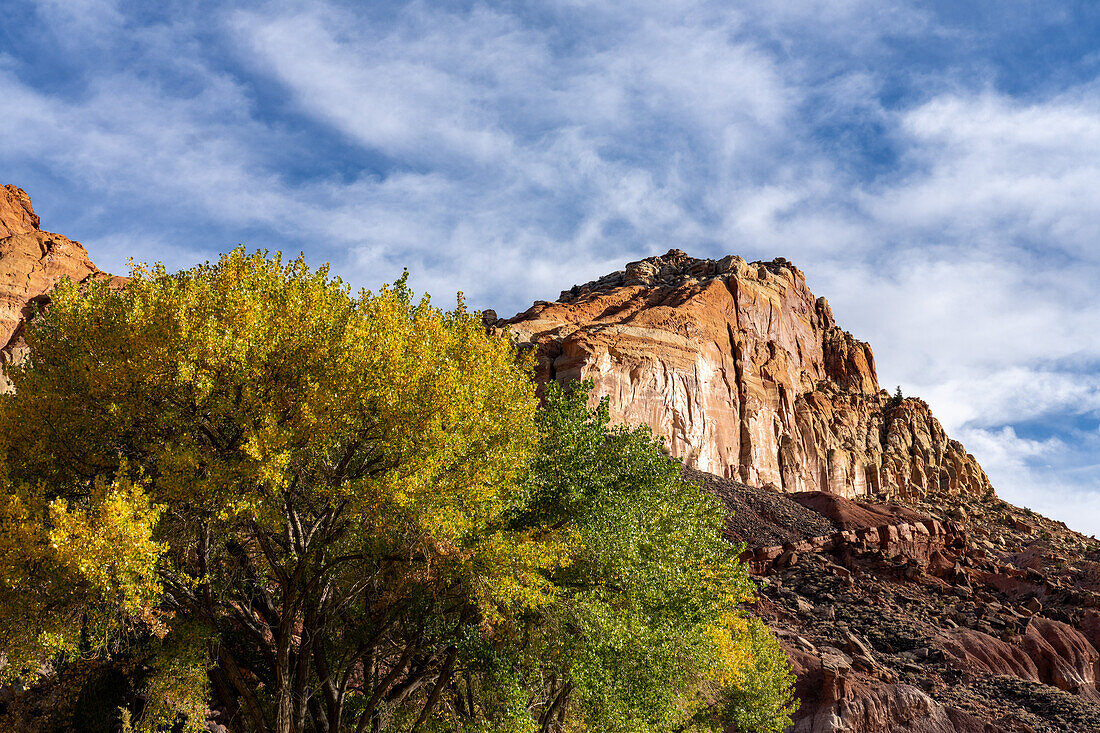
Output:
0 249 795 733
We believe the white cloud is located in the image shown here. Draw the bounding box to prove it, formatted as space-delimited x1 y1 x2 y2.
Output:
857 94 1100 415
220 1 798 305
957 425 1065 476
230 6 526 165
957 425 1100 537
864 92 1100 257
0 66 288 227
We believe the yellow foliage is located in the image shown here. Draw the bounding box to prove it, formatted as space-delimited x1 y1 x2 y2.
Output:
0 248 551 703
0 473 166 681
471 528 577 625
48 473 166 622
0 250 796 732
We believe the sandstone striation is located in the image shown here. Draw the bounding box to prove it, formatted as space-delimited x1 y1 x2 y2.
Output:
0 185 110 391
506 249 991 500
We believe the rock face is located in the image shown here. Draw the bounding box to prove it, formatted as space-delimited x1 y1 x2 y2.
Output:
0 185 108 391
506 249 991 500
0 184 41 238
697 465 1100 732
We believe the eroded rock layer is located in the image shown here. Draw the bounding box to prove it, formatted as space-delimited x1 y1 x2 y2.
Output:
695 468 1100 732
0 185 108 391
505 249 991 500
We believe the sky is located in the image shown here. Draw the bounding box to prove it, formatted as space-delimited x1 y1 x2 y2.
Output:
3 0 1100 535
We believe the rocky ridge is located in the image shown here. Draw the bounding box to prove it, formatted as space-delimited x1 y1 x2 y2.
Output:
502 248 991 500
0 185 117 391
710 472 1100 732
505 249 1100 731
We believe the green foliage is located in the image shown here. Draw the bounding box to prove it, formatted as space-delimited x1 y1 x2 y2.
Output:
0 249 796 733
712 618 799 733
133 621 214 733
499 381 796 733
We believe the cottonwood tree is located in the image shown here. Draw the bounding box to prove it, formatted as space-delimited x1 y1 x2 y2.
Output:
486 381 796 733
0 250 795 733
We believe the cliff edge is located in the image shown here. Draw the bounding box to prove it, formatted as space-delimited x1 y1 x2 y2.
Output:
504 248 992 500
0 185 113 391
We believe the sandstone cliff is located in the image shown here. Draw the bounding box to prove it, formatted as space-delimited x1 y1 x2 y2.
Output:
0 185 110 391
504 249 992 500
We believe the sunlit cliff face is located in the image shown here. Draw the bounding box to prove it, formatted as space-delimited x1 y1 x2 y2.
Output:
506 249 991 501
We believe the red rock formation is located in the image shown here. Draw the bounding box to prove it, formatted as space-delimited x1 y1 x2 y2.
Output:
939 628 1041 682
788 491 929 531
1081 611 1100 653
0 184 41 237
1021 618 1100 700
507 249 992 499
741 471 1100 730
787 645 993 733
0 185 109 390
728 483 961 568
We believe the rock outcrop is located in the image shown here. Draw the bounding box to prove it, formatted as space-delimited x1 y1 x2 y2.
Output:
506 249 991 500
0 185 110 391
694 466 1100 732
0 184 41 238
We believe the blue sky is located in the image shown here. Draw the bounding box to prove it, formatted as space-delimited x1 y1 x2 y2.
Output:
4 0 1100 534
